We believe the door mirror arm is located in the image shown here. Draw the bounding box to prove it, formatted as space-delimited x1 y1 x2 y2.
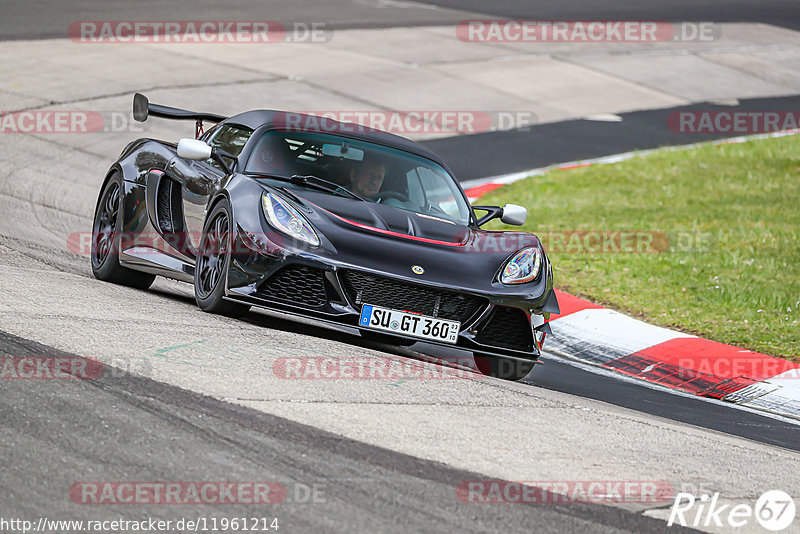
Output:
212 148 234 175
472 204 528 226
473 206 503 226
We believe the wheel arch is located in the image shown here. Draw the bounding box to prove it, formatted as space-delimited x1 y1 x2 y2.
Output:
205 190 234 229
94 165 124 214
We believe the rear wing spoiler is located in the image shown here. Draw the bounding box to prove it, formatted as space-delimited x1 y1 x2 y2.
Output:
133 93 227 137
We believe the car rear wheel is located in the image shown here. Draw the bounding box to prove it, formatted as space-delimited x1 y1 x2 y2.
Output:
473 352 536 381
91 173 156 290
194 200 251 318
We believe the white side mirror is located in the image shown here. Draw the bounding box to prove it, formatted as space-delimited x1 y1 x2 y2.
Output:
177 138 212 161
500 204 527 226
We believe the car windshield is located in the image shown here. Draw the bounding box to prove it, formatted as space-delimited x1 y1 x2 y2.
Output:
245 130 471 226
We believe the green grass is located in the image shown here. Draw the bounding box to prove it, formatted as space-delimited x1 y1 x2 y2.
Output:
481 135 800 360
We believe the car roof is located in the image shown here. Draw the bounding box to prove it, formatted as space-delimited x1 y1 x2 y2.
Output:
223 110 452 171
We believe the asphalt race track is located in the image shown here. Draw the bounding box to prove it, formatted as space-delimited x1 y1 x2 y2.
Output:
423 95 800 181
418 342 800 452
1 331 697 534
2 2 800 533
4 0 800 39
416 0 800 31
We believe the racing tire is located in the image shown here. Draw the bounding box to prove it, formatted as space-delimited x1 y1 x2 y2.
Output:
91 172 156 290
194 199 251 318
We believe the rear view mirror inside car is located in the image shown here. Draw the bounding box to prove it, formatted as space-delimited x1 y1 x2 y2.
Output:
322 143 364 161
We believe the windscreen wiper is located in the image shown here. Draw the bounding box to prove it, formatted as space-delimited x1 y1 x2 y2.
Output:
243 172 366 201
289 175 366 202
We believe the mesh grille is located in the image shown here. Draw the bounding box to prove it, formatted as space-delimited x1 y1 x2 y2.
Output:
257 265 328 308
340 269 486 323
476 306 533 351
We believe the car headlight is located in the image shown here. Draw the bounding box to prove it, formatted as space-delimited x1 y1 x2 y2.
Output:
500 247 541 284
261 192 319 246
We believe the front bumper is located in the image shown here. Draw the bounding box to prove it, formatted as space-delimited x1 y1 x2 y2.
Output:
225 232 548 361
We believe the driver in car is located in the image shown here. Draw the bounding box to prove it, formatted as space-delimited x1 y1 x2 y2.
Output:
349 159 386 200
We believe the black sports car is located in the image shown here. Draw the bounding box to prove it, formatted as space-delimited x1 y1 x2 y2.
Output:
91 93 559 380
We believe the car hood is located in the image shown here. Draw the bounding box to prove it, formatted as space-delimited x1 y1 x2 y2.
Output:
273 186 542 255
304 191 470 245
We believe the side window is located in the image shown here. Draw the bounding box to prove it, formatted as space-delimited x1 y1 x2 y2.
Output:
206 125 252 172
415 166 465 220
199 124 218 143
406 168 425 209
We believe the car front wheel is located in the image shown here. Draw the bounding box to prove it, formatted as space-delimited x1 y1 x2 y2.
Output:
194 199 251 318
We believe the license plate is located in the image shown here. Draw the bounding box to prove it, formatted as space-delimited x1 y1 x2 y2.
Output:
358 304 460 344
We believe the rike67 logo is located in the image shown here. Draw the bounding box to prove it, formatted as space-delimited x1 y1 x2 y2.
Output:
668 490 796 531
